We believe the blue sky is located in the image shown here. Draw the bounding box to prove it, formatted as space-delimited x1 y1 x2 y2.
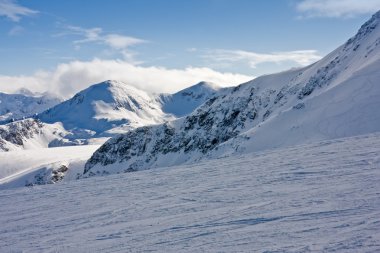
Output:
0 0 379 97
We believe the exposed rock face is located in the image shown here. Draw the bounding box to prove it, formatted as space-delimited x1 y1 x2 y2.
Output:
84 79 307 174
0 119 44 151
25 165 70 187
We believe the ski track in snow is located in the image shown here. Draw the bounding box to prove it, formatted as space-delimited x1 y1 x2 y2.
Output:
0 133 379 252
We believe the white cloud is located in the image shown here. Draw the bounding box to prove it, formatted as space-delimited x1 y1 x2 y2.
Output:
104 34 145 49
204 49 321 69
0 0 38 22
0 59 252 98
296 0 380 18
62 26 146 62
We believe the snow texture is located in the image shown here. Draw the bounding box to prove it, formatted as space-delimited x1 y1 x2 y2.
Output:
0 133 379 252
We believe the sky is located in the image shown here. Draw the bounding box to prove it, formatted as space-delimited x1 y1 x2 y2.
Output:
0 0 379 97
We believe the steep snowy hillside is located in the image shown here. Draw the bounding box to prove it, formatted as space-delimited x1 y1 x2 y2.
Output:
85 11 380 176
1 133 379 252
39 80 171 135
0 91 61 123
158 81 221 117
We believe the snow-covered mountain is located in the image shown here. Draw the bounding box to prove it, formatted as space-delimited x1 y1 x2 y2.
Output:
0 80 222 151
157 81 221 117
38 80 171 135
0 118 82 152
84 11 380 176
0 91 61 124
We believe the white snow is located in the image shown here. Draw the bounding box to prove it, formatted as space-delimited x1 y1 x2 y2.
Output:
0 145 100 189
0 133 379 252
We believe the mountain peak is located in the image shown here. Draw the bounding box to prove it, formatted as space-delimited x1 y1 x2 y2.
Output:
16 88 36 97
100 79 126 88
192 81 220 90
159 81 220 117
38 80 166 134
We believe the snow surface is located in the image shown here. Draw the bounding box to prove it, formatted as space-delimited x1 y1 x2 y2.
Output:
0 145 100 189
0 133 379 252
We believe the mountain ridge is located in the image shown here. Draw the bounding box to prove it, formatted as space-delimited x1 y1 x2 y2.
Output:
0 80 221 151
84 10 380 176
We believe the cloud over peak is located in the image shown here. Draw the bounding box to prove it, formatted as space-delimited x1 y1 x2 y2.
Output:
0 59 252 98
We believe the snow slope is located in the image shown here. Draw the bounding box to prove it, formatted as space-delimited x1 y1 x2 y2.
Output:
85 11 380 176
0 145 100 189
1 133 379 252
0 91 60 123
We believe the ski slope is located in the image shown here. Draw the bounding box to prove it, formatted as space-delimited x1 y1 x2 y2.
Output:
1 133 379 252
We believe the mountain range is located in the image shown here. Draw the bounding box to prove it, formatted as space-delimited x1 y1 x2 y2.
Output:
0 11 379 185
0 80 219 151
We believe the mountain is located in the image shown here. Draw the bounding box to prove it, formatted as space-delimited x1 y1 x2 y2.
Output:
157 81 221 117
0 91 61 124
84 11 380 176
38 80 171 135
0 118 81 152
0 80 222 151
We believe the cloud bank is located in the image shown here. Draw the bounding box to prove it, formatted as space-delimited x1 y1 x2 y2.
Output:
296 0 380 18
0 59 252 98
0 0 38 22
